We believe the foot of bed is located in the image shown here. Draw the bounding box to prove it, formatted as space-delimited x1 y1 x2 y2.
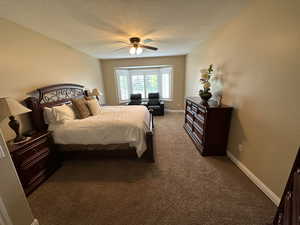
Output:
142 150 155 162
148 158 155 163
147 153 155 163
145 128 155 162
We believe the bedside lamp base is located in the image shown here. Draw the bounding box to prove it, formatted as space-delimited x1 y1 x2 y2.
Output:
8 116 25 143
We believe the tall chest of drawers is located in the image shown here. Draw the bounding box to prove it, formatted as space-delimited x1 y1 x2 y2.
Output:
273 147 300 225
7 131 61 195
184 97 233 156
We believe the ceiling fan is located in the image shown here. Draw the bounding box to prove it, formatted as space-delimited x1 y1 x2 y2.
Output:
127 37 158 55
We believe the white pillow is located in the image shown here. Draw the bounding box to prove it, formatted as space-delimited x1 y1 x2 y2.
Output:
52 104 76 122
43 107 57 125
87 99 101 116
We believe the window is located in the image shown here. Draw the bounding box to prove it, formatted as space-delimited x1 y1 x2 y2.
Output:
116 66 172 102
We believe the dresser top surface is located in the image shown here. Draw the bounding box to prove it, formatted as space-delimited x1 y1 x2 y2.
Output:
186 97 232 109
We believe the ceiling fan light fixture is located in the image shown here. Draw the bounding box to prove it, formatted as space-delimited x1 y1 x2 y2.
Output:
127 37 157 55
129 46 136 55
136 46 143 55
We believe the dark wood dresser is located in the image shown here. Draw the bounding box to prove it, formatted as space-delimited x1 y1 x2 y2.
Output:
273 147 300 225
184 97 233 156
7 131 61 195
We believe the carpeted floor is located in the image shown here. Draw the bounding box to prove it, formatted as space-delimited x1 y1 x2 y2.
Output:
28 112 276 225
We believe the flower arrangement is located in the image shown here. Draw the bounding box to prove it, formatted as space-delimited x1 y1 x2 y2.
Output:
199 64 214 103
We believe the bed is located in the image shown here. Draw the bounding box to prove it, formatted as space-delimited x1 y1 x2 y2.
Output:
25 83 155 162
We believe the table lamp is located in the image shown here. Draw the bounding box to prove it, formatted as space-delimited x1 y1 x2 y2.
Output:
91 88 103 101
0 97 31 143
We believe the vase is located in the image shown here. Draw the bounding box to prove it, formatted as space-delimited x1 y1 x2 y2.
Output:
199 91 212 103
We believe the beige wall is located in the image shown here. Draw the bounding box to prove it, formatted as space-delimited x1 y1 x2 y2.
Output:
100 55 186 110
185 0 300 198
0 129 34 225
0 19 105 140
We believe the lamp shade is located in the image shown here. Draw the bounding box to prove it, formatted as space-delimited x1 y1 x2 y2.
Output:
129 47 136 55
136 47 143 55
0 97 31 121
91 88 103 97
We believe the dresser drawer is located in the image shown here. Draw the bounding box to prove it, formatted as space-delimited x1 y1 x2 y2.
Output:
13 137 49 164
283 191 292 224
198 106 207 116
186 105 191 112
192 131 202 145
194 122 203 142
191 104 198 113
186 114 194 124
194 122 204 137
186 117 193 130
194 113 205 126
20 147 50 170
186 108 194 118
19 148 50 185
185 123 192 133
292 169 300 224
25 169 48 192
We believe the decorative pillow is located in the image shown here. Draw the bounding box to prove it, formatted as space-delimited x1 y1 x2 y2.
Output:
85 96 95 101
87 99 101 116
71 97 91 119
67 103 80 119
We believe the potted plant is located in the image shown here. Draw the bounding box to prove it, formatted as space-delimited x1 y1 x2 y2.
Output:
199 64 213 104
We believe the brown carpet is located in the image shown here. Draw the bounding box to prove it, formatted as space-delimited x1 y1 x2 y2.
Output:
28 112 276 225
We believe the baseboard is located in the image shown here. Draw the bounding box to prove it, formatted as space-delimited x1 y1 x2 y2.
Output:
165 109 184 113
31 219 39 225
227 151 280 206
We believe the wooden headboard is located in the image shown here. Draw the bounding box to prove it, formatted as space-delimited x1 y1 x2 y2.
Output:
25 83 85 131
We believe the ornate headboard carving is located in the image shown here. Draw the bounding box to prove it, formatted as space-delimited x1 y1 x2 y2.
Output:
25 83 85 131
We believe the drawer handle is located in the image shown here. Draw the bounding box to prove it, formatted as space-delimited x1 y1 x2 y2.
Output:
286 191 292 200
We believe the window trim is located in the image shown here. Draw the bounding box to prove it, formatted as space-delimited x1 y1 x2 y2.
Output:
114 65 173 103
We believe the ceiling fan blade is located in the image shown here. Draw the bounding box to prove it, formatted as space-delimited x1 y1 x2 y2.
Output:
143 39 154 44
112 46 128 52
113 40 130 45
141 45 158 51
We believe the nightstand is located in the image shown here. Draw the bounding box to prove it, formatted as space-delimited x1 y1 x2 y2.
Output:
7 131 61 195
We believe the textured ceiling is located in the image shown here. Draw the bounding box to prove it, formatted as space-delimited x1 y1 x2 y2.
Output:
0 0 249 59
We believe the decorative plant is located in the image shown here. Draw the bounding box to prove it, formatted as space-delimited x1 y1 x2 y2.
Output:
199 64 214 102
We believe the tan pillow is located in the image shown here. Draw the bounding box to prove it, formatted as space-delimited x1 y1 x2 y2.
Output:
68 103 81 119
85 96 95 100
87 99 101 116
71 98 91 119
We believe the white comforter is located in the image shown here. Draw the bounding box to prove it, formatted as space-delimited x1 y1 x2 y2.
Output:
49 106 150 157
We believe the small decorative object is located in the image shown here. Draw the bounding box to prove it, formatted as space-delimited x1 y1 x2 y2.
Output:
212 90 223 107
0 97 32 143
91 88 103 101
199 64 214 104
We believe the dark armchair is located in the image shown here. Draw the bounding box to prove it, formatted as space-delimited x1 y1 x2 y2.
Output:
128 94 142 105
147 93 164 116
